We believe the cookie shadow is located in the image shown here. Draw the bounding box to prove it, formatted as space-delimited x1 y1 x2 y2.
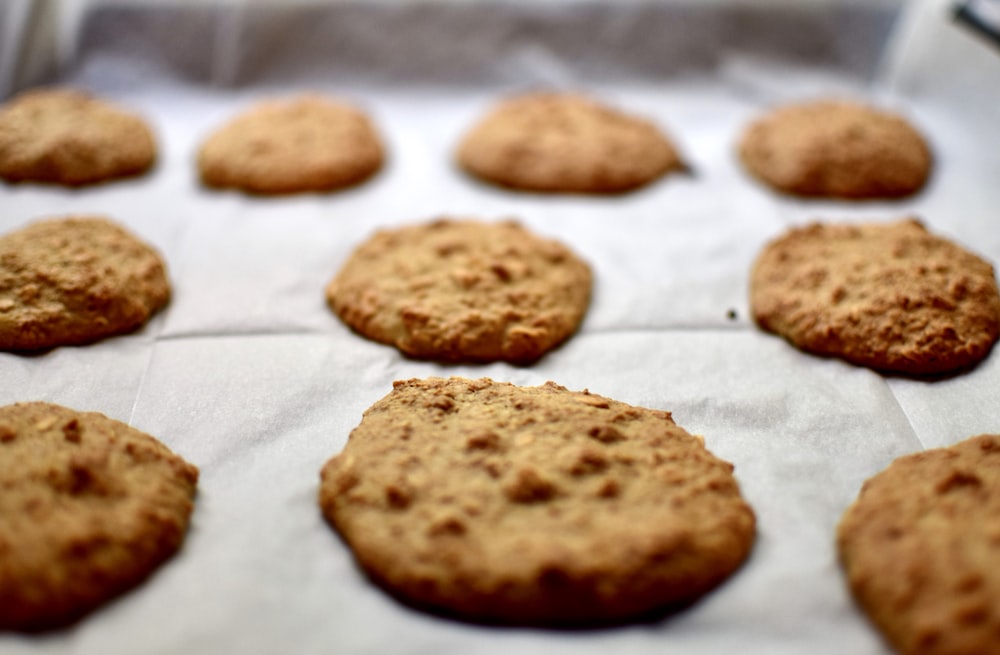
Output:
451 161 695 199
321 525 735 633
875 361 989 383
377 590 704 633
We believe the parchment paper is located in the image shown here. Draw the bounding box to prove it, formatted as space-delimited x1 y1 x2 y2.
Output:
2 1 998 654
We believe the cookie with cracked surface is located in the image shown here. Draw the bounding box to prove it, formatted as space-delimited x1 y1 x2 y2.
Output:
0 88 156 186
325 218 592 363
0 216 171 351
838 435 1000 655
750 218 1000 375
319 377 756 625
198 95 384 194
738 99 932 199
456 93 686 194
0 401 198 631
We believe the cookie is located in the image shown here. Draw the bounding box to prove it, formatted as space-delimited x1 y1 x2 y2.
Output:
319 377 756 625
197 95 384 194
0 88 156 186
0 216 171 351
837 435 1000 655
325 218 592 363
0 402 198 630
750 218 1000 375
456 93 686 193
738 99 932 199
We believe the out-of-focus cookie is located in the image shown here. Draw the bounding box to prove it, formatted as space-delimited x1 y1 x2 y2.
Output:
0 402 198 630
197 95 384 194
838 434 1000 655
0 216 170 351
319 377 756 624
738 100 932 199
0 88 156 186
750 218 1000 375
456 93 686 193
325 218 592 363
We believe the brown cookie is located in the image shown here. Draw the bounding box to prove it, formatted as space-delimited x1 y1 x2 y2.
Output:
325 218 592 363
738 99 932 199
319 377 756 625
750 218 1000 375
0 216 171 351
0 402 198 631
837 435 1000 655
456 93 686 193
197 95 384 194
0 88 156 186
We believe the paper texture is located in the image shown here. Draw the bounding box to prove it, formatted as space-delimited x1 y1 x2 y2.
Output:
1 2 997 653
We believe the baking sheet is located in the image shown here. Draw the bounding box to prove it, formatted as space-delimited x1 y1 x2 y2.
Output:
2 1 999 653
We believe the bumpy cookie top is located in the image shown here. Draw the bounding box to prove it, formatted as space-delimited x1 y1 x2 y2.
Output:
456 93 685 193
0 216 171 351
326 218 592 363
738 99 932 199
838 435 1000 655
0 402 198 630
0 88 156 186
319 377 756 624
750 219 1000 375
197 95 384 194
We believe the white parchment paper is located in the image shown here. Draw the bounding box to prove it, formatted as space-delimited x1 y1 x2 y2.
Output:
2 1 998 653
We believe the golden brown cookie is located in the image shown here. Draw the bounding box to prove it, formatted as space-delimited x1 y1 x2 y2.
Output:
319 377 756 625
0 402 198 631
0 88 156 186
750 219 1000 375
837 435 1000 655
197 95 384 194
325 218 592 363
0 216 171 351
738 99 932 199
456 93 686 194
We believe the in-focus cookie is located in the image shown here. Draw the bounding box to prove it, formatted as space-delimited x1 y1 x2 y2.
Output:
0 216 171 351
738 99 932 199
326 218 592 363
197 95 384 194
319 377 756 624
0 402 198 630
750 218 1000 375
838 435 1000 655
0 88 156 186
456 93 686 193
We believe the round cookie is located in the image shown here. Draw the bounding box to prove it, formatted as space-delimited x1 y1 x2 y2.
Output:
0 216 171 351
325 218 592 363
837 435 1000 655
456 93 686 194
319 377 756 625
197 95 384 194
0 402 198 630
750 218 1000 375
738 99 932 199
0 88 156 186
